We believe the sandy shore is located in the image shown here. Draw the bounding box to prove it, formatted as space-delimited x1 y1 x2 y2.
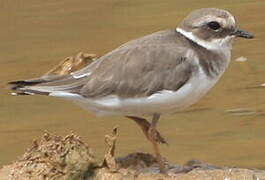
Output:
1 129 264 180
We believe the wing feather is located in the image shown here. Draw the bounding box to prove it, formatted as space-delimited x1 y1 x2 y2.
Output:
80 44 197 98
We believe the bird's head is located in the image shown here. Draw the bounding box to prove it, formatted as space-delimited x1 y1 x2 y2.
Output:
177 8 254 51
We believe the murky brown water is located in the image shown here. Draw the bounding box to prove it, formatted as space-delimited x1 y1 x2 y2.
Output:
1 0 265 169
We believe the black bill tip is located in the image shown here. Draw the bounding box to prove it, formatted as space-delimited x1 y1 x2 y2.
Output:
231 29 254 39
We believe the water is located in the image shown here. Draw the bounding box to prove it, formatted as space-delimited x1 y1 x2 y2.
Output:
1 0 265 169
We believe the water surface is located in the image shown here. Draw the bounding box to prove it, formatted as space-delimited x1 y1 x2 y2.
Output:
1 0 265 168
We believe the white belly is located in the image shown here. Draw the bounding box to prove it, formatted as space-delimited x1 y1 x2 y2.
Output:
65 67 221 116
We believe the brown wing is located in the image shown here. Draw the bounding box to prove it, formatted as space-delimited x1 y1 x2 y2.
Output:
79 44 197 98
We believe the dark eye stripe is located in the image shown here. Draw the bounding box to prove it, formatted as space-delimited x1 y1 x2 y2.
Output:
207 21 221 30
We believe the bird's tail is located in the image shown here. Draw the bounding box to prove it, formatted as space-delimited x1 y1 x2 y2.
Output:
8 78 49 95
8 75 85 96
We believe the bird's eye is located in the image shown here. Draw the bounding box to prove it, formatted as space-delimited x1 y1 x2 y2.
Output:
207 21 221 30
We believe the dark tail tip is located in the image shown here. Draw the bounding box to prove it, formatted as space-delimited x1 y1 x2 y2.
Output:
8 79 48 96
8 80 43 90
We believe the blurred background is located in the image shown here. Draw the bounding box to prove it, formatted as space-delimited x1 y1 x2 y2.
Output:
1 0 265 168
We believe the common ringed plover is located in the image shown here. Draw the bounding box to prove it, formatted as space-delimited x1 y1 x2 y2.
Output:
9 8 254 173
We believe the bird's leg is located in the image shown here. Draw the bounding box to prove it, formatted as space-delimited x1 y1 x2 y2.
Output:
149 113 166 173
126 116 167 144
126 115 167 173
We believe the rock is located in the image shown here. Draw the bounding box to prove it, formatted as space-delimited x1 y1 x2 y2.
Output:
101 127 118 172
0 133 95 180
44 52 97 76
1 131 265 180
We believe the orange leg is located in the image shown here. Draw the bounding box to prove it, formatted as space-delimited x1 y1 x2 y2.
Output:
126 114 167 173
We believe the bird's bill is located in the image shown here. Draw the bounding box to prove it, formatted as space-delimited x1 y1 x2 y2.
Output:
231 29 254 39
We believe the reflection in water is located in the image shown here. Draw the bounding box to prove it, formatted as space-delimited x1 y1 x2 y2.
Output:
226 108 257 116
1 0 265 169
226 108 265 116
234 56 248 62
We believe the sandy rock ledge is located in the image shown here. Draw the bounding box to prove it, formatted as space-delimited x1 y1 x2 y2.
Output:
0 131 265 180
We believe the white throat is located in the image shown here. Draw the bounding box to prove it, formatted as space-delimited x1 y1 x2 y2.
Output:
176 27 233 52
